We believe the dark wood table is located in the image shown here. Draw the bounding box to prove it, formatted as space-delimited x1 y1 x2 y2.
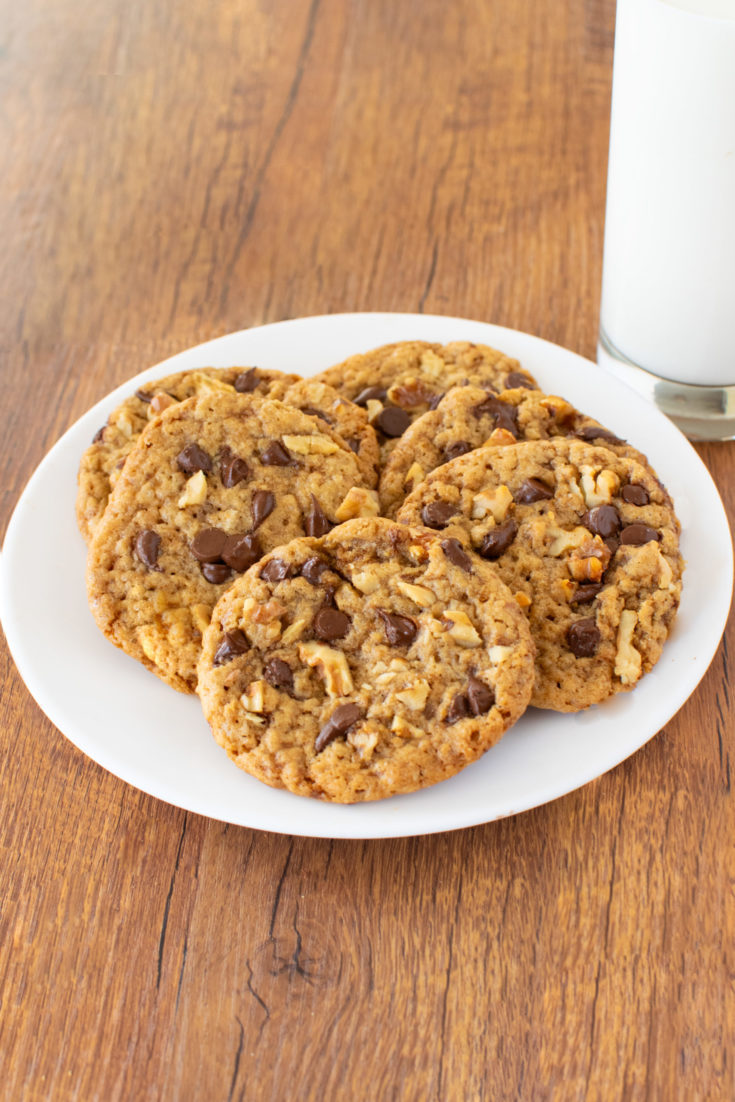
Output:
2 1 733 1098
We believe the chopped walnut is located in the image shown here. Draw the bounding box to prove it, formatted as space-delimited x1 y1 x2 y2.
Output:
351 567 381 594
406 542 430 565
471 485 513 522
248 599 287 624
395 680 430 710
488 644 513 663
394 578 434 607
548 524 589 557
241 711 267 726
281 618 308 645
282 433 341 456
559 579 576 602
190 371 236 395
298 641 354 697
391 715 420 738
614 610 642 684
540 395 576 424
404 461 425 489
387 377 437 408
484 427 517 447
114 409 136 438
580 467 620 507
418 350 445 379
567 536 612 582
365 399 384 421
178 470 207 507
442 609 482 647
349 727 379 759
148 392 177 417
241 680 268 713
335 486 380 522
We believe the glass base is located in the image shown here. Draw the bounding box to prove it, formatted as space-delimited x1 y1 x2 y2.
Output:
598 328 735 442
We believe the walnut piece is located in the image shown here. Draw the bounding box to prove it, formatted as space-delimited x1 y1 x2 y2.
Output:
351 567 381 594
484 427 517 447
404 461 425 489
395 680 430 710
471 485 513 522
614 610 642 684
567 536 612 582
281 433 341 456
418 350 445 379
148 392 177 417
335 487 380 521
114 409 136 438
281 618 308 645
580 467 620 507
442 609 482 647
391 714 420 738
178 470 207 507
191 603 211 635
191 372 236 396
241 680 268 713
394 578 434 607
298 641 354 697
387 377 437 408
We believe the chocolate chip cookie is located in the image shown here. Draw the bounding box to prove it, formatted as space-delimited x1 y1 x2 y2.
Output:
379 384 654 517
313 341 538 466
197 517 536 802
86 392 373 693
396 438 683 711
77 366 299 543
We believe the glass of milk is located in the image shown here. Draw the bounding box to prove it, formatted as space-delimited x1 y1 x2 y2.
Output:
598 0 735 440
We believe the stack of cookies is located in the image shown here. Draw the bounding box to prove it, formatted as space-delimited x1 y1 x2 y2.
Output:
81 341 683 803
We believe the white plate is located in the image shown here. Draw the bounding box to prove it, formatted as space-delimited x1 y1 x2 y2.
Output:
1 313 732 838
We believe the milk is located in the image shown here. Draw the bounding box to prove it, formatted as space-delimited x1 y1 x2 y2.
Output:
600 0 735 387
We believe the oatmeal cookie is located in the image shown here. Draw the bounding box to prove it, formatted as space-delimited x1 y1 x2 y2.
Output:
396 438 683 711
86 392 372 693
313 341 537 466
197 517 535 802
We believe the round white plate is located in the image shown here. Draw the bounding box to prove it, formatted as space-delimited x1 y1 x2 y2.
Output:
1 313 732 838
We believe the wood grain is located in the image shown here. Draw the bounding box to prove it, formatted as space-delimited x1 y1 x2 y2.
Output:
1 1 733 1099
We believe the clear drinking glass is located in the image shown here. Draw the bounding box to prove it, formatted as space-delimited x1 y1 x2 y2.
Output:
598 0 735 440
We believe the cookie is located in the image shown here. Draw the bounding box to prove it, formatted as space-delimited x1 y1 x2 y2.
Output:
86 392 373 693
197 517 536 803
379 385 655 517
76 367 299 543
396 438 683 711
281 378 380 488
313 341 538 465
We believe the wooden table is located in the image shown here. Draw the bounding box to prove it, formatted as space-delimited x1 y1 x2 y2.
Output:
2 1 733 1098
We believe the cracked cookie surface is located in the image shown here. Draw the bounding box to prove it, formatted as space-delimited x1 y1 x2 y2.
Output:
379 385 655 518
396 438 683 711
86 392 371 693
313 341 538 466
77 366 299 543
197 517 535 803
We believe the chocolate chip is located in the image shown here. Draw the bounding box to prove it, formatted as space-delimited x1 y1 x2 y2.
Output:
92 426 106 444
440 538 473 572
300 406 332 425
177 443 212 474
260 440 293 466
190 527 228 563
421 500 457 529
135 388 152 403
219 447 250 487
573 584 603 603
213 629 248 666
234 368 259 393
445 692 470 724
479 519 518 559
505 371 535 390
443 440 472 462
353 385 387 407
300 555 330 584
472 395 519 437
378 610 418 647
620 523 660 545
251 490 275 530
375 405 411 437
222 532 262 572
201 562 232 584
263 657 294 692
346 439 361 454
134 529 161 569
260 557 293 583
428 392 444 410
604 537 620 556
584 504 621 539
622 483 650 506
566 618 601 657
466 675 495 715
515 478 554 504
574 425 624 445
304 495 332 537
313 607 351 641
315 703 364 754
